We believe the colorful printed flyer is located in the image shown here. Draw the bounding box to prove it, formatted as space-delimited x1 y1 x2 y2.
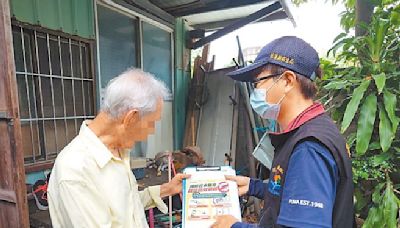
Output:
182 166 242 228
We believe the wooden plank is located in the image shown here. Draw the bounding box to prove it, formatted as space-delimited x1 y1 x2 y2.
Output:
0 0 30 227
25 161 54 173
182 56 200 147
0 189 17 204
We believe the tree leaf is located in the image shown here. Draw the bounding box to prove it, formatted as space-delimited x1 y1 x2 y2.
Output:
391 10 400 25
372 183 385 204
383 90 399 133
372 73 386 94
373 18 390 61
368 141 381 150
323 80 349 90
354 188 368 212
356 94 377 155
372 153 392 167
363 207 383 228
347 132 357 147
378 103 394 152
381 181 399 228
333 32 348 44
341 80 371 133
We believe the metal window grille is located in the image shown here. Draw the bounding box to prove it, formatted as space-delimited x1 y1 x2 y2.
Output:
12 22 96 165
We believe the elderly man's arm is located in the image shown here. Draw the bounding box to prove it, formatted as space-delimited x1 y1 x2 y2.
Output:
138 173 190 213
139 185 168 213
49 180 112 227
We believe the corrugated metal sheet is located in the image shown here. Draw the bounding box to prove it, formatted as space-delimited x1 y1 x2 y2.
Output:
182 0 277 26
196 68 235 166
10 0 95 39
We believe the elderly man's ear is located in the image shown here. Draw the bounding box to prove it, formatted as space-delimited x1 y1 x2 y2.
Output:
123 110 140 127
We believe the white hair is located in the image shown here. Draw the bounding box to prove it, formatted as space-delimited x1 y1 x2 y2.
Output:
101 68 169 118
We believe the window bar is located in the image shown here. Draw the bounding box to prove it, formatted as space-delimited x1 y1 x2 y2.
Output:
34 30 48 160
69 38 78 134
29 30 43 162
47 33 59 155
20 27 36 163
79 41 87 117
58 35 69 151
14 71 94 81
20 116 95 122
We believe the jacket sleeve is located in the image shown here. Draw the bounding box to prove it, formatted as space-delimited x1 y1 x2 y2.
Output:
232 222 259 228
247 178 268 199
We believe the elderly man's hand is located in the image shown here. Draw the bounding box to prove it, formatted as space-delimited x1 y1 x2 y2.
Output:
211 215 239 228
160 173 191 198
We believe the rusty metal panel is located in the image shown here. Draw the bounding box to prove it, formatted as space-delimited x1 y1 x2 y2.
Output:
0 0 29 227
10 0 95 39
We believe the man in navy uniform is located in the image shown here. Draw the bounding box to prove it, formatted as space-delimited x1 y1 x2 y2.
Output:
211 36 354 228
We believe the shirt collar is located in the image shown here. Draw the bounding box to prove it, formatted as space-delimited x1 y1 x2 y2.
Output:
268 103 325 148
79 121 117 169
284 102 325 132
271 102 325 135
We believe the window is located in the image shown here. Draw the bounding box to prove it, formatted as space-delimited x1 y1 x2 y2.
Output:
142 21 172 91
98 5 138 88
12 23 95 166
96 3 174 158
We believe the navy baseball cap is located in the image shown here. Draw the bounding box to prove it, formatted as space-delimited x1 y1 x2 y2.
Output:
227 36 320 82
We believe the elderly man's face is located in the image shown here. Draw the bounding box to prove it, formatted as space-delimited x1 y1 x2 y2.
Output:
121 100 163 148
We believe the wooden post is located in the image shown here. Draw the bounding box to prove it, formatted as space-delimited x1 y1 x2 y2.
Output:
0 0 30 227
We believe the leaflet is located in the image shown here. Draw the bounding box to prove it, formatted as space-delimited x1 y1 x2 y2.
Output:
182 166 241 228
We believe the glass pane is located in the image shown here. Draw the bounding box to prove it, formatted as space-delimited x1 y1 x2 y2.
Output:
31 121 41 157
44 120 57 155
81 45 91 79
74 80 84 116
17 75 38 119
37 33 50 75
61 38 72 76
24 32 34 73
66 119 77 142
64 79 75 116
71 42 81 78
16 75 30 119
76 119 84 132
21 121 34 158
49 35 61 75
21 121 41 159
98 5 137 88
12 29 25 72
142 22 172 90
53 78 64 117
55 120 67 152
40 77 54 117
28 76 38 118
84 81 94 116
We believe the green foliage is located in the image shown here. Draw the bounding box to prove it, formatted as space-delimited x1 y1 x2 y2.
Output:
356 94 377 155
378 103 394 152
362 178 400 228
341 79 371 133
319 0 400 225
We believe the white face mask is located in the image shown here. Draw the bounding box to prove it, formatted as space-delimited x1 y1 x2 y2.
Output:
250 76 286 120
252 132 275 169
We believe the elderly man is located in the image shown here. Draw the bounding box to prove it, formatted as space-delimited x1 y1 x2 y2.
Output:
48 68 189 227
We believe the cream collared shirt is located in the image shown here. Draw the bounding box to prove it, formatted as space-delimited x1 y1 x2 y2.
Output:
48 121 167 228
